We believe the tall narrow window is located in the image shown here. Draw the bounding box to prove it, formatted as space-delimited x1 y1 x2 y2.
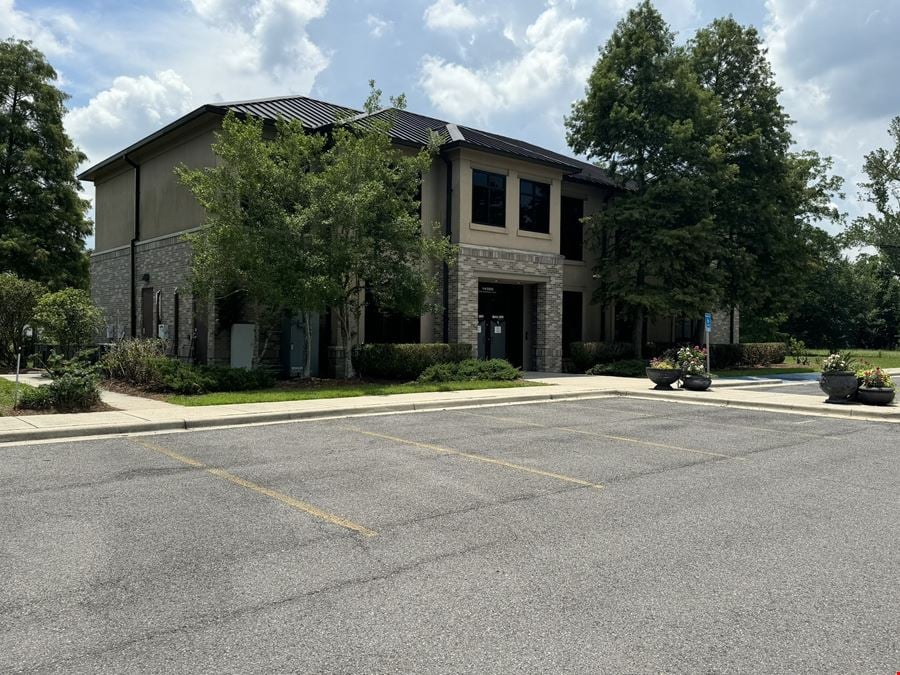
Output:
472 169 506 227
519 179 550 233
560 196 584 261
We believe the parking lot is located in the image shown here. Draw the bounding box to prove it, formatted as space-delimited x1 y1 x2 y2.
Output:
2 397 898 673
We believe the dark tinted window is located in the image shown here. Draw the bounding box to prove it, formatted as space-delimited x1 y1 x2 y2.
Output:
519 179 551 233
472 169 506 227
560 196 584 261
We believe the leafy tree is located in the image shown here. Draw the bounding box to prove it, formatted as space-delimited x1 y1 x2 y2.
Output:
843 116 900 275
306 83 453 377
180 83 453 378
0 272 45 367
177 112 327 372
34 288 104 357
687 17 793 341
566 0 732 356
0 39 91 289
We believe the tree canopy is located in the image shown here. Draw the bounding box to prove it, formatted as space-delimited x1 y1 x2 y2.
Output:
566 0 732 355
179 83 453 376
0 39 91 290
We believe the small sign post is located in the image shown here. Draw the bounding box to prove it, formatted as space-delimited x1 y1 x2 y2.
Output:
704 312 712 375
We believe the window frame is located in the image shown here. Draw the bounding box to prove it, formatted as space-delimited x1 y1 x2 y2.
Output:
518 178 551 234
471 169 507 228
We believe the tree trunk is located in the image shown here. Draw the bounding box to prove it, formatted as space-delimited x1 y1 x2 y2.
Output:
338 307 355 379
632 308 644 359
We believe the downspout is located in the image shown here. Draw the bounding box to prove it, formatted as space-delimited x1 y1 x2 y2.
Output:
123 155 141 338
440 152 452 343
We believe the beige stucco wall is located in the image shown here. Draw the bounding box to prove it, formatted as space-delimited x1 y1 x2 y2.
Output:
139 128 218 241
454 148 565 254
94 169 135 252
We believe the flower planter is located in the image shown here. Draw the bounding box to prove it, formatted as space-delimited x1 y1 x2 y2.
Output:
819 371 858 404
646 367 681 390
681 374 712 391
857 387 895 406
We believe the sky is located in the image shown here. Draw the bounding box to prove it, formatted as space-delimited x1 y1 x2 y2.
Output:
4 0 899 249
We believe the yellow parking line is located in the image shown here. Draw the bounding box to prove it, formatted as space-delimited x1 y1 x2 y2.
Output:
342 427 603 489
457 411 747 462
132 439 377 537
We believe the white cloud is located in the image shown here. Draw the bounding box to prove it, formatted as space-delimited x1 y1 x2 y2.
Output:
419 3 587 121
66 70 194 164
366 14 393 38
764 0 900 226
0 0 74 56
423 0 483 32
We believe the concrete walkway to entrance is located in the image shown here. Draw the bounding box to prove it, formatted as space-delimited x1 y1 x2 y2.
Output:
2 368 898 444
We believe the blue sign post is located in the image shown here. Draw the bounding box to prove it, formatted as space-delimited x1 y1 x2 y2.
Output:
704 313 712 375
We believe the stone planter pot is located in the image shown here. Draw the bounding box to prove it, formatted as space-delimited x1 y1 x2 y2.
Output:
857 387 895 406
819 371 859 404
681 374 712 391
646 367 681 390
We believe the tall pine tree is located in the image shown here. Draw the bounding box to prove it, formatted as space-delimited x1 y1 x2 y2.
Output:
566 1 731 356
0 39 91 289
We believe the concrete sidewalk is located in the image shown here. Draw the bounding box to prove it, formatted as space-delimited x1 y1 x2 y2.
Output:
2 370 898 444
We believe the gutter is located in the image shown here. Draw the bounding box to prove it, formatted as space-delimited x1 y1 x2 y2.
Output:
123 154 140 338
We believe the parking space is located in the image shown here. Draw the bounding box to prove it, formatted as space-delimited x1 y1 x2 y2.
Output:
1 397 897 673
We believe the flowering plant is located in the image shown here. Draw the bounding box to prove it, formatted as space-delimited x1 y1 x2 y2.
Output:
676 345 707 376
649 356 676 370
858 366 895 389
821 353 853 373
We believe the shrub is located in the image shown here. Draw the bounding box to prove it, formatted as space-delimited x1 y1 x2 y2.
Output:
353 343 472 380
34 288 105 356
147 358 275 395
710 342 787 369
17 355 102 412
586 359 647 377
569 342 634 372
676 345 708 376
417 358 521 383
17 384 55 410
101 339 167 384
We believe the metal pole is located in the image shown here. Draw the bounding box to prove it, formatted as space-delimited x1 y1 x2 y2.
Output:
706 329 710 375
14 348 21 408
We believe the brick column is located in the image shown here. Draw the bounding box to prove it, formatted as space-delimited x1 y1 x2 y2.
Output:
532 278 563 372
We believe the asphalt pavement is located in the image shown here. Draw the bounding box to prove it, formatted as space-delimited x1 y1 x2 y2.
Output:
1 397 897 673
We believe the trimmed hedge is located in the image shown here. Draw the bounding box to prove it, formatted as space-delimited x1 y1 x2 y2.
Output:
586 359 647 378
417 358 521 383
569 342 634 372
353 343 472 381
710 342 787 369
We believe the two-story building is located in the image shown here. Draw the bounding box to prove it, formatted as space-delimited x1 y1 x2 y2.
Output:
79 95 737 375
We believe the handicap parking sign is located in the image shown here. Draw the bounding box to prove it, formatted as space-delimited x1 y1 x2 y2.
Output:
704 312 712 333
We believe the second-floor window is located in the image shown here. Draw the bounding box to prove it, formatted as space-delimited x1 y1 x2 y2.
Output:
472 169 506 227
560 196 584 261
519 179 550 234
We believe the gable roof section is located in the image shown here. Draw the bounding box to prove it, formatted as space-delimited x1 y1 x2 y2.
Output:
78 95 616 188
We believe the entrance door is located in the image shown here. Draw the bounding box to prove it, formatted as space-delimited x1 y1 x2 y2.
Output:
477 283 523 366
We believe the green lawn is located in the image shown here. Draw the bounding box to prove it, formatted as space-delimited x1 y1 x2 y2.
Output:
0 378 31 416
803 349 900 369
169 379 542 406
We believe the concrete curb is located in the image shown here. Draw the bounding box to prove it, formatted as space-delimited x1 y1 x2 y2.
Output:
0 390 617 444
2 385 897 445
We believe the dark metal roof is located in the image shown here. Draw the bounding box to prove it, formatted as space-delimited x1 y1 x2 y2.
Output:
79 94 617 189
218 95 360 128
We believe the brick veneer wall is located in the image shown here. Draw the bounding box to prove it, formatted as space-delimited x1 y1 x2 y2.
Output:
449 244 563 372
91 246 131 340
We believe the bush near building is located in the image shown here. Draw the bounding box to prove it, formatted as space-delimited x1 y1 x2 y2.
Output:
352 343 472 381
569 342 635 372
710 342 787 369
17 354 102 412
417 359 522 383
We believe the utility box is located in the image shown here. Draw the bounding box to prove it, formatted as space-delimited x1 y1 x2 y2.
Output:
230 323 255 370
